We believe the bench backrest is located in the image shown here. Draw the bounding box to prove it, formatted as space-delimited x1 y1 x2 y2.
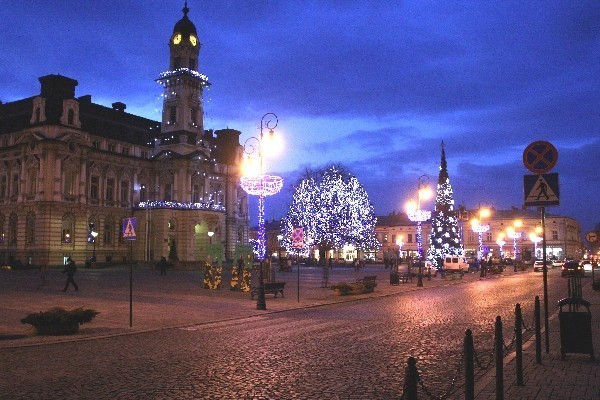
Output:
264 282 285 289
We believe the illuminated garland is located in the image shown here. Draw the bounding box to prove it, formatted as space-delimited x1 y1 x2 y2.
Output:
240 175 283 196
157 68 210 85
136 200 225 212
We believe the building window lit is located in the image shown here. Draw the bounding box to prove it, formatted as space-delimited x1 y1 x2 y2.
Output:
62 214 74 243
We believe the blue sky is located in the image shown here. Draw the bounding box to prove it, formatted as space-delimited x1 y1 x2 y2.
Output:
2 1 599 235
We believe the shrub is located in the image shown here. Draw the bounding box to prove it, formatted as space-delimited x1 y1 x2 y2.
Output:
330 282 351 295
21 307 99 335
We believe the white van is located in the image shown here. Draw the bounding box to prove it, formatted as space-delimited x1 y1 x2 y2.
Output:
443 256 467 274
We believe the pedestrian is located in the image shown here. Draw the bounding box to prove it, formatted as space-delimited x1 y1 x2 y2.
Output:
479 258 486 279
328 257 333 270
62 257 79 292
157 256 168 275
39 263 49 286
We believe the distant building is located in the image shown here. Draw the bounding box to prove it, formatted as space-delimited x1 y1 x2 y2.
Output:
375 207 583 261
0 4 249 267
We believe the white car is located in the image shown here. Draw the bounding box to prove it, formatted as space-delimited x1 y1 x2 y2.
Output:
551 259 564 268
580 260 597 272
533 260 544 272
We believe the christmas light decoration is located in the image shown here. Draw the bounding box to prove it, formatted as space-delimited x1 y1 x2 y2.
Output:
427 143 464 268
280 166 380 259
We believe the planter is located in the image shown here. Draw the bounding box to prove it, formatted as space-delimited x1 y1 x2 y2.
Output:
35 321 80 336
21 307 99 336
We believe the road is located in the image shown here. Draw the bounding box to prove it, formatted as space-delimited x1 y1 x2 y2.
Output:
0 269 567 399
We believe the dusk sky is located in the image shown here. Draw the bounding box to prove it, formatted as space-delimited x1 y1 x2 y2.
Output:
2 1 599 235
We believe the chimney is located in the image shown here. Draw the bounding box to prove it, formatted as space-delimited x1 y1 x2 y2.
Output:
112 102 126 112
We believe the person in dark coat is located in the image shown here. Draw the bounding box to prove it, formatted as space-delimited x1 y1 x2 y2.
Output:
62 257 79 292
157 256 168 276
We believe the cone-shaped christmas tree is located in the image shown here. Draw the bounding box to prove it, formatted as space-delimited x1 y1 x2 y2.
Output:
427 142 463 268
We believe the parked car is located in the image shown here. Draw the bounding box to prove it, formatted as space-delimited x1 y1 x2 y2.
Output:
580 259 597 272
533 260 544 272
442 256 467 276
561 260 583 276
551 259 564 268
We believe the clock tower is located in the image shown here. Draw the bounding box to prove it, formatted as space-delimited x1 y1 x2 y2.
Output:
156 2 210 153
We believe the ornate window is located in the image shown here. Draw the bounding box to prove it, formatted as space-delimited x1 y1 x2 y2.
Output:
106 178 115 201
90 176 99 199
139 184 147 202
0 175 6 199
120 180 130 204
26 212 36 244
104 216 114 244
11 173 19 197
9 213 18 244
62 214 74 243
63 170 76 196
164 183 173 201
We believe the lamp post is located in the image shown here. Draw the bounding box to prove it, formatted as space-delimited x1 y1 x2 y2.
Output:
506 219 522 260
471 206 490 261
91 230 98 262
496 233 505 259
207 231 214 244
405 175 432 287
529 232 542 259
240 113 283 310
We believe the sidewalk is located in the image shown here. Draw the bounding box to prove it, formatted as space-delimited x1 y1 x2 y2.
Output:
1 264 598 399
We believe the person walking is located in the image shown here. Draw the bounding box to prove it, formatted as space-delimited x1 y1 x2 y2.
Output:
157 256 168 276
62 257 79 292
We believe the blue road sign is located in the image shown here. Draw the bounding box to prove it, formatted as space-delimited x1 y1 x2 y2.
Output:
122 217 137 240
524 173 559 207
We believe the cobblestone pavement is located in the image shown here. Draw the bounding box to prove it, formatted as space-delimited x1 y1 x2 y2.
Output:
0 264 598 399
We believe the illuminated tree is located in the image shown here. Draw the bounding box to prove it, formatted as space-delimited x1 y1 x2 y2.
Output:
280 165 380 260
427 143 463 267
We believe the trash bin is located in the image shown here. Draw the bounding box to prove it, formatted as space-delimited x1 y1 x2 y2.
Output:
558 297 595 361
390 272 400 285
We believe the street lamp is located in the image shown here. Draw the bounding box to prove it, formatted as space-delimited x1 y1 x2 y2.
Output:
471 206 490 261
396 235 404 260
207 231 214 244
240 113 283 310
405 175 432 287
496 233 506 259
529 227 543 259
506 219 522 260
90 228 98 262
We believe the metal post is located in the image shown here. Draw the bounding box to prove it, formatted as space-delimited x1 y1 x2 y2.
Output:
403 356 418 400
515 304 524 386
464 329 475 400
297 249 300 303
541 207 550 354
535 296 542 364
256 260 266 310
417 258 423 287
495 315 504 400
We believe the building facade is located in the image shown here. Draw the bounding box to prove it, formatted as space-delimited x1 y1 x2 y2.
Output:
376 207 583 262
0 5 249 267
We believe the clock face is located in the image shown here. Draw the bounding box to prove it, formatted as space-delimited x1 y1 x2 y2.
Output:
172 33 182 45
190 34 198 46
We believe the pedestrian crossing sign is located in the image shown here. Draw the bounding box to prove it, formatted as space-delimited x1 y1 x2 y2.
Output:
524 173 559 207
122 217 137 240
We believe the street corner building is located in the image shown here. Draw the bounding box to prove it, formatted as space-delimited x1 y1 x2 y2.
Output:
0 4 250 268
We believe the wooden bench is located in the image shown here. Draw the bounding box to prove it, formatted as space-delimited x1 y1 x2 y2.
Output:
250 282 286 299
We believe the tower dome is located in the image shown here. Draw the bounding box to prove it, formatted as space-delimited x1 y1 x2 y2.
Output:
173 2 197 38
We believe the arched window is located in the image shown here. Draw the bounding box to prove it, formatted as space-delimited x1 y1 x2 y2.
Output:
104 216 114 244
9 213 18 244
26 212 35 244
62 214 74 243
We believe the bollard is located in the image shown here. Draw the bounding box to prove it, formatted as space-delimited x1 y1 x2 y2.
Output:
464 329 475 400
402 356 419 400
515 304 524 386
495 315 504 400
535 296 542 364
